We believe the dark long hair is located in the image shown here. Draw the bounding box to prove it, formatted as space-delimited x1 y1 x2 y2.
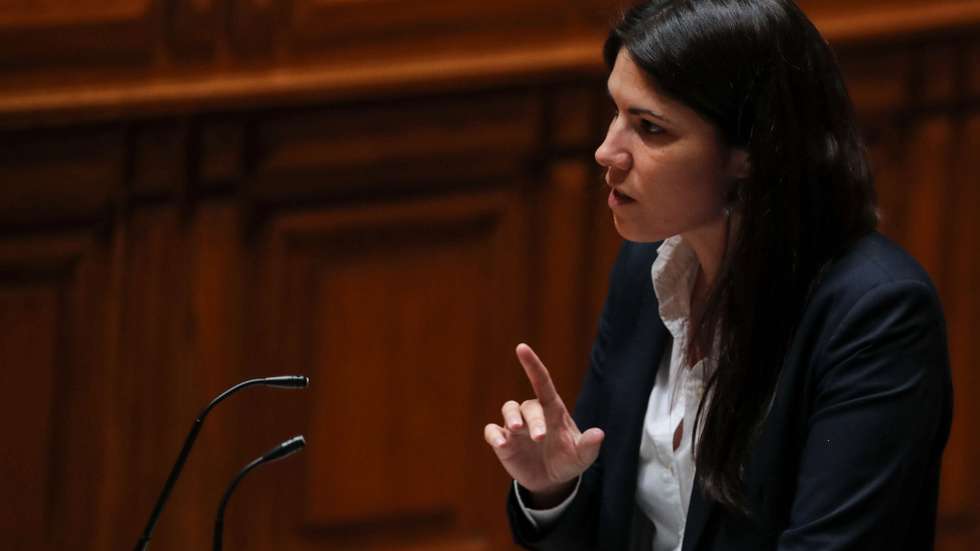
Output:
604 0 878 513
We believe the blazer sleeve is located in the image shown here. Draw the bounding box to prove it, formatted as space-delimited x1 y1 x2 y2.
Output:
506 243 633 550
777 279 953 550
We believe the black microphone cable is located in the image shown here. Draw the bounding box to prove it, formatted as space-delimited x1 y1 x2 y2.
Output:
133 376 309 551
213 435 306 551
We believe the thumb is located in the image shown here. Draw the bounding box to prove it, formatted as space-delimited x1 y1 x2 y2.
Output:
574 427 605 467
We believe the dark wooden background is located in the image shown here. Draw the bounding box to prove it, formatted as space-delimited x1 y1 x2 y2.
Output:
0 1 977 549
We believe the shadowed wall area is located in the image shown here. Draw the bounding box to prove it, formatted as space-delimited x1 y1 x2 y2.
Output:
0 1 978 549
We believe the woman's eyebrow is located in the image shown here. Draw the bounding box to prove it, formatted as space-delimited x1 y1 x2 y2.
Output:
606 86 671 124
626 107 671 124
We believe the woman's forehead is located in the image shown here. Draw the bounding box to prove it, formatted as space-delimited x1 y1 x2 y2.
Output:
607 51 685 120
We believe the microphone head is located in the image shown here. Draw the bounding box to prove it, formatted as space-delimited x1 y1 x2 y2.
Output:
262 435 306 463
262 376 310 389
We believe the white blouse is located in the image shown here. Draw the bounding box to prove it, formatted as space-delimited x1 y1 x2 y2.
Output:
516 236 711 551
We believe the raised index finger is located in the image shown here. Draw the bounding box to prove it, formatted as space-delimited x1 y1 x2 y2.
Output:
515 343 564 409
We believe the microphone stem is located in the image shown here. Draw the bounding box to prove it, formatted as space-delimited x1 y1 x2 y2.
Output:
213 456 264 551
133 378 271 551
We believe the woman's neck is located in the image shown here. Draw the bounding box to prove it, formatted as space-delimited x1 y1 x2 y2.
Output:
683 214 732 304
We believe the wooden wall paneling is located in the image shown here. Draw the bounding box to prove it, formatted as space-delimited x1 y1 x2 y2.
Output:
177 200 251 547
198 118 247 191
526 159 596 439
228 0 281 59
237 190 529 551
0 0 156 72
107 200 251 551
109 205 203 551
891 118 955 277
0 125 125 229
970 38 980 97
225 195 293 551
93 206 130 551
528 82 604 396
842 47 909 121
935 111 980 551
170 0 224 60
0 231 112 550
549 83 597 155
808 0 980 46
904 114 969 551
0 123 123 549
246 91 541 203
129 119 190 200
466 187 532 551
286 0 596 59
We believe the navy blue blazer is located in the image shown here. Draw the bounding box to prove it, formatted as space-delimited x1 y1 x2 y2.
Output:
507 232 953 550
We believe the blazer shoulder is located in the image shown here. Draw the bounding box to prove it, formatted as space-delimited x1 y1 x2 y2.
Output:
811 231 939 306
799 232 946 356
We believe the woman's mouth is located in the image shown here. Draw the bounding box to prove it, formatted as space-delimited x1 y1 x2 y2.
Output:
608 188 636 207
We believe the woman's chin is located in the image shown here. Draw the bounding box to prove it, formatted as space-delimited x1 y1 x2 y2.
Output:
612 216 668 243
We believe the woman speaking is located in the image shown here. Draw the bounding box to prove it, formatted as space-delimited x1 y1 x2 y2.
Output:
483 1 953 549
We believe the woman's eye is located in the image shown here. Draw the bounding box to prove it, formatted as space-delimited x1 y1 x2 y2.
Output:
639 119 664 135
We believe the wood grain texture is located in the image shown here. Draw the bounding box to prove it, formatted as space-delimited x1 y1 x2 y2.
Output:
0 232 114 550
0 0 148 27
0 0 155 69
0 1 978 128
0 125 124 228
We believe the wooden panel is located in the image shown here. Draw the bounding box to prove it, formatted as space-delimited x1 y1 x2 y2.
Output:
108 207 205 550
228 0 280 58
170 0 222 58
247 92 541 202
0 232 113 550
130 120 189 198
0 0 143 27
806 0 980 44
100 203 258 551
529 160 598 400
237 190 531 550
1 1 979 129
0 0 155 69
934 110 980 550
0 281 59 550
0 125 124 228
198 119 247 190
288 0 594 55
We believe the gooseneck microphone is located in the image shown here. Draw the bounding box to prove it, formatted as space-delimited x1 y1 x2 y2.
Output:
133 376 310 551
213 435 307 551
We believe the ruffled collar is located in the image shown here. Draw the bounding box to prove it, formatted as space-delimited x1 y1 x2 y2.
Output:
651 236 701 342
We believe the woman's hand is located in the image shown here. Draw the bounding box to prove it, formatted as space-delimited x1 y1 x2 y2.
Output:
484 343 605 507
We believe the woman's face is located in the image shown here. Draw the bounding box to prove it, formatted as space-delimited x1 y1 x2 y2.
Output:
596 49 748 244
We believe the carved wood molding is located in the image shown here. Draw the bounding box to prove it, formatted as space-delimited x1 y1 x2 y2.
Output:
816 1 980 46
0 38 604 130
2 0 977 129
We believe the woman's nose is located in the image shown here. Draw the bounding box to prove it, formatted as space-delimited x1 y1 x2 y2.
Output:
595 126 631 172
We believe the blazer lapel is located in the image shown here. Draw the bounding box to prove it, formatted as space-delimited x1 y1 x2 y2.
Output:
681 480 717 551
601 298 669 550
